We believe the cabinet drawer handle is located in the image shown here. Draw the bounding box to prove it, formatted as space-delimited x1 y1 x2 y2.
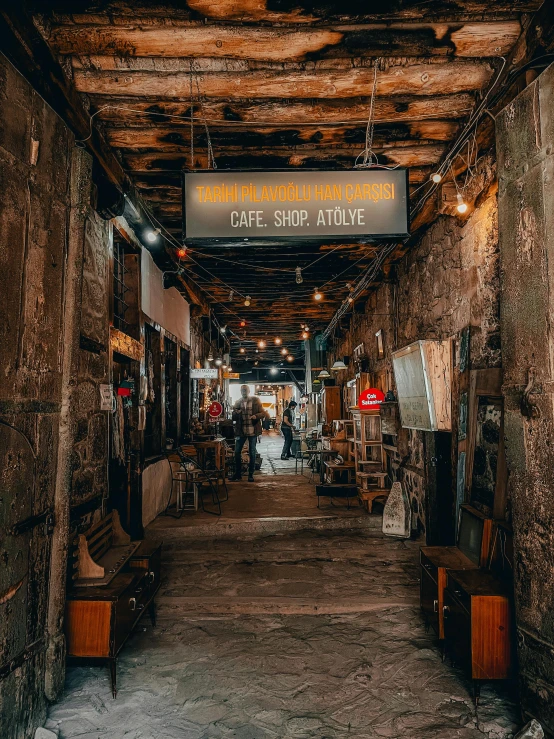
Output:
433 599 438 613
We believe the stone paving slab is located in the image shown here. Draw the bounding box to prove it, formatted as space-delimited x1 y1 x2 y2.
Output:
48 526 520 739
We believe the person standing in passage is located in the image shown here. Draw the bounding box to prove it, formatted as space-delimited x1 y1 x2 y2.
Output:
281 400 297 460
231 385 266 482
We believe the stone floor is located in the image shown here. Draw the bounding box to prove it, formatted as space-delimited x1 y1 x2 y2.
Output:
46 433 521 739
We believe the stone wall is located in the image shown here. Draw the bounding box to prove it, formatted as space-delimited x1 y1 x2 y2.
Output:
329 157 500 536
0 53 111 737
497 62 554 735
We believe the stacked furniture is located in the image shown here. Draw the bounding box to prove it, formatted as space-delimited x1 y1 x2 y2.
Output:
65 511 162 697
351 408 390 512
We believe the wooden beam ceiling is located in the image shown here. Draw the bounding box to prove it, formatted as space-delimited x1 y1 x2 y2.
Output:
28 1 539 354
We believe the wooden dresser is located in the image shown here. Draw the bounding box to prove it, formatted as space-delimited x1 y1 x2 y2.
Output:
443 569 513 700
420 546 477 640
65 515 162 697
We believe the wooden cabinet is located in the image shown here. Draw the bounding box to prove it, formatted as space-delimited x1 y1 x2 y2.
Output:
65 540 162 697
443 570 513 696
320 385 341 425
420 547 478 639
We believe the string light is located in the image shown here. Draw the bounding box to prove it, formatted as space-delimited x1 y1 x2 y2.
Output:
456 193 468 214
244 295 251 306
215 357 223 366
258 340 266 349
146 228 160 243
302 331 309 339
286 355 294 362
270 367 278 375
240 320 246 327
177 246 187 259
281 348 288 355
275 337 282 345
431 173 442 183
220 325 227 334
314 288 323 301
240 347 246 354
207 350 214 362
295 266 303 284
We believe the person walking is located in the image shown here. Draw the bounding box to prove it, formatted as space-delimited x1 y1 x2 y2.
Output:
231 385 266 482
281 400 297 460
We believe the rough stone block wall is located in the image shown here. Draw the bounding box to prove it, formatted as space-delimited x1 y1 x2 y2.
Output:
330 158 500 535
497 63 554 735
0 53 111 738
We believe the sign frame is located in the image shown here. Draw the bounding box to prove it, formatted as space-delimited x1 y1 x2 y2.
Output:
182 168 410 244
191 368 219 379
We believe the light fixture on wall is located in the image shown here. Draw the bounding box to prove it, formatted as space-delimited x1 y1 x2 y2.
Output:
456 193 468 214
145 228 160 243
331 360 347 371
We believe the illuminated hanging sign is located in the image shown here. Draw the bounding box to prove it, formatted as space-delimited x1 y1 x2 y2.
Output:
191 368 218 379
183 169 409 241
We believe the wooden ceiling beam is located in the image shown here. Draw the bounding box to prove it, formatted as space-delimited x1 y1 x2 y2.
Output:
121 143 445 171
89 93 475 126
105 119 459 150
73 61 494 99
48 21 520 61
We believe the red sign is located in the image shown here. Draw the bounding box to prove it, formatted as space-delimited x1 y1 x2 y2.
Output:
208 401 223 419
358 388 385 410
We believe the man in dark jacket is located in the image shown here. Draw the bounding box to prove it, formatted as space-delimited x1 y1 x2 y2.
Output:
281 400 297 460
231 385 266 482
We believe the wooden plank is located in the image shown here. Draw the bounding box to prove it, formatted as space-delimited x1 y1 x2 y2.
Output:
73 61 494 99
121 144 446 172
48 21 520 61
105 120 459 150
91 93 476 126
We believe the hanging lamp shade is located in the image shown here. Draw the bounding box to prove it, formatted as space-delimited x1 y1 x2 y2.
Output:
331 360 347 371
318 369 331 378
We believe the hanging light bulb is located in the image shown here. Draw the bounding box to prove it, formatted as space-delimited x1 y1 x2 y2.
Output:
281 348 288 355
456 193 468 214
275 337 282 345
348 296 354 304
286 355 294 362
431 172 442 183
314 288 323 301
177 246 187 259
229 289 234 301
239 347 246 354
302 331 309 339
228 366 232 372
295 266 303 284
222 363 228 370
215 357 223 366
207 350 214 362
240 320 246 327
258 340 266 349
220 325 227 334
145 228 160 243
244 295 251 306
270 367 278 375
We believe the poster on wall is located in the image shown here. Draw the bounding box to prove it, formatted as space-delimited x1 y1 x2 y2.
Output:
183 169 409 242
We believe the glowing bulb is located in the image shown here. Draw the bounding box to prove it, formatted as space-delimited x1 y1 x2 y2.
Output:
258 340 266 349
244 295 251 306
227 366 232 372
215 357 223 366
220 325 227 334
431 173 442 183
302 331 309 339
456 193 468 214
295 266 303 284
222 363 227 370
240 347 246 354
207 351 213 362
270 367 278 375
281 348 288 355
348 297 354 304
314 288 322 301
177 246 187 258
146 228 159 243
286 355 294 362
275 337 282 345
240 320 246 327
